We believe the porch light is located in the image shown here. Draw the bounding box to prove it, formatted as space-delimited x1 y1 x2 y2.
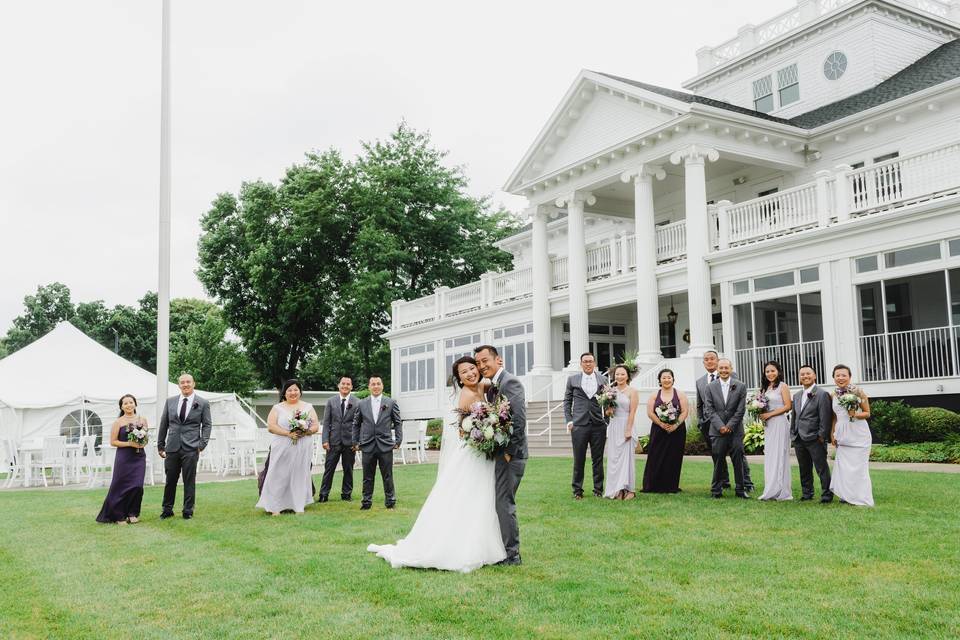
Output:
667 296 678 325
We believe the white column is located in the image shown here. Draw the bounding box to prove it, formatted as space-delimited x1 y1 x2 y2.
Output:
622 164 665 364
529 206 553 375
156 0 172 423
671 144 719 358
556 191 595 369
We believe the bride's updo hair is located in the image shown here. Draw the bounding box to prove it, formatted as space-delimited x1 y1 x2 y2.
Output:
451 356 479 390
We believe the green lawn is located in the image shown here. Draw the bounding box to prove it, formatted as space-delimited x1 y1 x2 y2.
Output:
0 459 958 639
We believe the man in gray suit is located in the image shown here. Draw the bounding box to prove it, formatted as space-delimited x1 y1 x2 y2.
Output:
703 358 749 498
352 375 402 510
563 352 608 499
318 375 358 502
158 373 212 519
474 345 527 566
790 365 834 503
696 351 754 491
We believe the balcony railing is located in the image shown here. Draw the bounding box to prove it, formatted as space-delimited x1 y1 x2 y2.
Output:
859 327 960 382
734 340 825 389
392 141 960 330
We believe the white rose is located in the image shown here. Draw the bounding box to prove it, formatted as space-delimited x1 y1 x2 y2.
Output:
483 426 495 440
461 416 474 431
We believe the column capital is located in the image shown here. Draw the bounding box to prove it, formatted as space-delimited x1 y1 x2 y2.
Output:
620 164 666 184
670 144 719 166
524 203 561 222
555 190 596 209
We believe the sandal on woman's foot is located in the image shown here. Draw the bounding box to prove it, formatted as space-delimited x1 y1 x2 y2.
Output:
623 491 636 501
127 517 139 524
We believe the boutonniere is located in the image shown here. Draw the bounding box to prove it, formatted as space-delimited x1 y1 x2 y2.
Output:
347 404 353 410
730 383 737 391
192 401 199 410
806 391 814 400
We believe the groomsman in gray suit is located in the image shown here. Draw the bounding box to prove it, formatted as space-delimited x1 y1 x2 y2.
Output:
352 375 402 510
696 351 753 491
318 375 358 502
158 373 212 519
564 352 608 499
790 365 834 503
703 358 749 498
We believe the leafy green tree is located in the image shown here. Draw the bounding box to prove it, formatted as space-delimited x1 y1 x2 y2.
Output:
3 283 76 353
170 310 259 396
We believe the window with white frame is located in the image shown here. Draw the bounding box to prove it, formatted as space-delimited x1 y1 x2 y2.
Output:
399 342 435 393
752 75 774 113
494 323 534 377
444 333 482 384
777 63 799 106
60 409 103 449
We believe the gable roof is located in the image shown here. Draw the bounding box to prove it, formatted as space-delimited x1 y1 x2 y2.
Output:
598 38 960 131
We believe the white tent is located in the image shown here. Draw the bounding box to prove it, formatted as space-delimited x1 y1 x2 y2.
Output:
0 322 257 446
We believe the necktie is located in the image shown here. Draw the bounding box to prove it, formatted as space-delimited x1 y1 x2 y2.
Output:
341 398 347 417
179 397 188 423
710 373 716 383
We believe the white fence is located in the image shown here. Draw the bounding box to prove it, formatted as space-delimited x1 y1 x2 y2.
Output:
859 326 960 382
734 340 825 389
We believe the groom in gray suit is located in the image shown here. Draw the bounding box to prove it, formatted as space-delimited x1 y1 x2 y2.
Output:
703 359 749 498
696 351 753 491
352 375 402 510
790 365 834 503
474 345 527 566
158 373 212 519
563 352 608 499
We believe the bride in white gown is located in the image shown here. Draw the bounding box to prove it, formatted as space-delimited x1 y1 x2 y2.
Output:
367 356 507 573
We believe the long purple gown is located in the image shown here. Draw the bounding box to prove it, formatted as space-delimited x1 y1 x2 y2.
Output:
96 426 146 523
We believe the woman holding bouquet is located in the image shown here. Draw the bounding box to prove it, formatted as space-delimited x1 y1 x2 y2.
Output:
256 379 319 515
830 365 874 506
367 356 507 572
604 365 639 500
642 369 688 493
96 394 147 524
755 361 793 501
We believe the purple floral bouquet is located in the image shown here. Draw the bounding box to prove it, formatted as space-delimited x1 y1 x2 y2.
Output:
458 399 513 460
126 420 148 454
655 402 679 425
836 385 861 412
596 385 618 418
288 409 313 445
746 390 770 424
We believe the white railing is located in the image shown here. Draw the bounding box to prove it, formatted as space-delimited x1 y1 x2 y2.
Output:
394 296 436 328
445 281 482 315
734 340 825 389
633 360 669 389
551 256 568 290
846 143 960 215
586 244 612 280
859 327 959 382
655 221 686 262
727 182 819 245
622 235 637 271
491 267 532 305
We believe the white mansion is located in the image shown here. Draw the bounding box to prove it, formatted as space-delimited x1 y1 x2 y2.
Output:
387 0 960 426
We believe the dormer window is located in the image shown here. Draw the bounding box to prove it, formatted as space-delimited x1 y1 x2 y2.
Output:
777 64 800 106
752 76 774 113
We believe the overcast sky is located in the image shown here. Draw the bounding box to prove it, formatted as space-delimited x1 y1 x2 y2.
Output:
0 0 792 333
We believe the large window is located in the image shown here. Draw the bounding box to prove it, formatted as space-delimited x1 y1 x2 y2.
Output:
400 342 435 393
752 75 773 113
444 333 482 384
495 323 534 377
562 323 627 371
60 409 103 450
777 64 800 106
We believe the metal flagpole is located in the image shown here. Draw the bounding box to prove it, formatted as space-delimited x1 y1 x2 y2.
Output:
156 0 172 426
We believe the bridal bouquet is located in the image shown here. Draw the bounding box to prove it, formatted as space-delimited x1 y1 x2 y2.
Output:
746 390 770 425
836 386 861 412
127 421 148 454
655 401 679 425
596 385 618 418
288 409 313 444
458 399 513 460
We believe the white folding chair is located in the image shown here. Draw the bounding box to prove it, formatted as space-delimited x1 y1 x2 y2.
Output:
397 422 425 465
88 444 116 488
75 435 99 484
417 422 428 463
2 439 24 488
254 428 272 471
35 436 69 486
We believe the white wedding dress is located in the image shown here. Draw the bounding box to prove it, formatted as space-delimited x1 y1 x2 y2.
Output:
367 391 506 573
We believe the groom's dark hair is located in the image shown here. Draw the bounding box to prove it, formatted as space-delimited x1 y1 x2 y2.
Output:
473 344 498 357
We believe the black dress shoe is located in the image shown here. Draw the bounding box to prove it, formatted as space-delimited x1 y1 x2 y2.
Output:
159 512 174 519
504 555 522 566
820 496 834 504
316 496 328 503
341 496 352 502
721 482 731 489
592 491 603 498
736 493 751 499
385 503 395 509
573 494 583 500
360 504 371 510
712 494 723 499
182 513 193 520
800 496 813 501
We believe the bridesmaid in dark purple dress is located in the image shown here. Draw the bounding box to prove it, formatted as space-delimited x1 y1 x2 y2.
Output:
96 394 147 524
642 369 689 493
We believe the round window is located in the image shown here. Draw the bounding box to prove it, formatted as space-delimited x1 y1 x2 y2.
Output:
824 51 847 80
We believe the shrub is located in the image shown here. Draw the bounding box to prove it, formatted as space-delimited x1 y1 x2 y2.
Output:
426 434 442 450
684 424 710 455
353 389 391 400
743 421 765 455
426 418 444 438
636 435 650 454
868 400 914 444
869 441 960 464
909 407 960 442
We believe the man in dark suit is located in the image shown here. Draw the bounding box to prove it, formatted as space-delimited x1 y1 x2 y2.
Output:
352 375 402 510
563 352 608 499
318 375 358 502
474 345 527 566
158 373 212 519
696 351 754 491
790 365 834 503
703 358 749 498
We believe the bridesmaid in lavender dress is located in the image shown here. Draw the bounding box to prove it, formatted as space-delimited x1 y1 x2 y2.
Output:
642 369 689 493
757 361 794 501
603 365 639 500
96 394 147 524
830 365 874 506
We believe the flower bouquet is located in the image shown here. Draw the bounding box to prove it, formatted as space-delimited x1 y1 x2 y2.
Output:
288 409 313 444
458 399 513 460
836 385 860 413
746 390 770 427
596 385 618 418
655 401 679 426
127 421 148 454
